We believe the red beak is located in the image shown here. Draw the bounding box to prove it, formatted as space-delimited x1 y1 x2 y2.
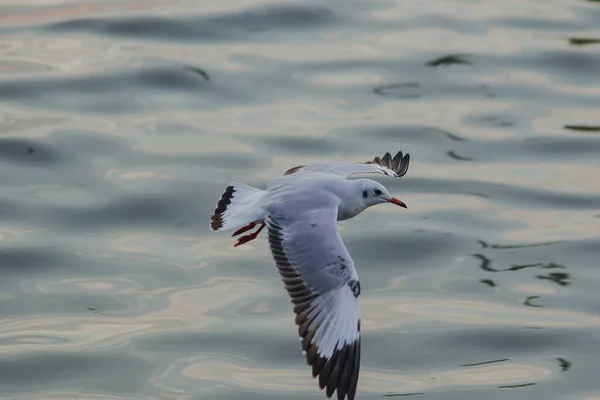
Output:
387 197 407 208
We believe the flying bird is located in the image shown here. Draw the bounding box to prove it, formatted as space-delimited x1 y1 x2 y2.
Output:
210 151 410 400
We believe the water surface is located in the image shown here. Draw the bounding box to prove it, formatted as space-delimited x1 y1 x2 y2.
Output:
0 0 599 399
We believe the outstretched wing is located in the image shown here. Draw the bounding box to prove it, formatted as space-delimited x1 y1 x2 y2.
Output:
282 150 410 179
266 204 361 400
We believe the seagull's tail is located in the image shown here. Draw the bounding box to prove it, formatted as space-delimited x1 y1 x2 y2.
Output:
209 181 265 232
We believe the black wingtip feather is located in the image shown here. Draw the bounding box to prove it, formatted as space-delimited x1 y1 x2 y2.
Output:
210 185 236 230
316 339 361 399
366 150 410 178
397 152 410 177
347 326 361 400
336 343 355 400
313 355 327 378
326 345 347 397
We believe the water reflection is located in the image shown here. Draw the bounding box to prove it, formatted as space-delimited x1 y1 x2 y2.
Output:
461 359 509 367
182 66 210 81
473 252 574 294
498 383 537 389
472 254 496 272
537 272 571 287
524 296 543 308
2 0 600 398
564 125 600 132
371 81 496 100
425 54 472 67
373 82 421 99
379 359 558 398
567 38 600 46
43 4 338 41
470 237 578 342
507 262 565 272
478 240 559 250
86 306 109 315
557 357 571 373
447 150 474 161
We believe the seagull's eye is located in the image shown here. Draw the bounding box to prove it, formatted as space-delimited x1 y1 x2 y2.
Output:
373 189 382 196
362 190 368 198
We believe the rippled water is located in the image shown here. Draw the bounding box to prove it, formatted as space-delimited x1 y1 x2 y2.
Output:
1 0 599 399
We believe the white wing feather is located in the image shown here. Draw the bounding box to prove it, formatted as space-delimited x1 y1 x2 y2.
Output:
282 150 410 179
265 203 361 400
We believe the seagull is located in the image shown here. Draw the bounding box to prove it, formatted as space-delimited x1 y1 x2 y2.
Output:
209 151 410 400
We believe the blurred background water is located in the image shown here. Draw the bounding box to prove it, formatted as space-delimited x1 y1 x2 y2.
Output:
0 0 599 399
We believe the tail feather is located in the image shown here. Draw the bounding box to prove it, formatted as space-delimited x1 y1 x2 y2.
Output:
210 181 263 232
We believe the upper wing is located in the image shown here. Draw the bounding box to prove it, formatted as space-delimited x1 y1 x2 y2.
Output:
282 150 410 179
266 204 361 400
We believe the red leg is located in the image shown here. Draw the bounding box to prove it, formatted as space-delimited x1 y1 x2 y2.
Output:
234 222 265 247
232 222 256 237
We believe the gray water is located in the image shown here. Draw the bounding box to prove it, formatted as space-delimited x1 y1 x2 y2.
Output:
1 0 599 399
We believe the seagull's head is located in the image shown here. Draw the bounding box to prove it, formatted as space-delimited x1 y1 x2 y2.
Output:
358 179 407 209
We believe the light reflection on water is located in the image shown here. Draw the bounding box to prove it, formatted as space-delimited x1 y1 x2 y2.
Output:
0 0 599 399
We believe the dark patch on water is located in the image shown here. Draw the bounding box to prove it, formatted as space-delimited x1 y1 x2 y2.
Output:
43 6 337 41
567 37 600 46
426 54 472 67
